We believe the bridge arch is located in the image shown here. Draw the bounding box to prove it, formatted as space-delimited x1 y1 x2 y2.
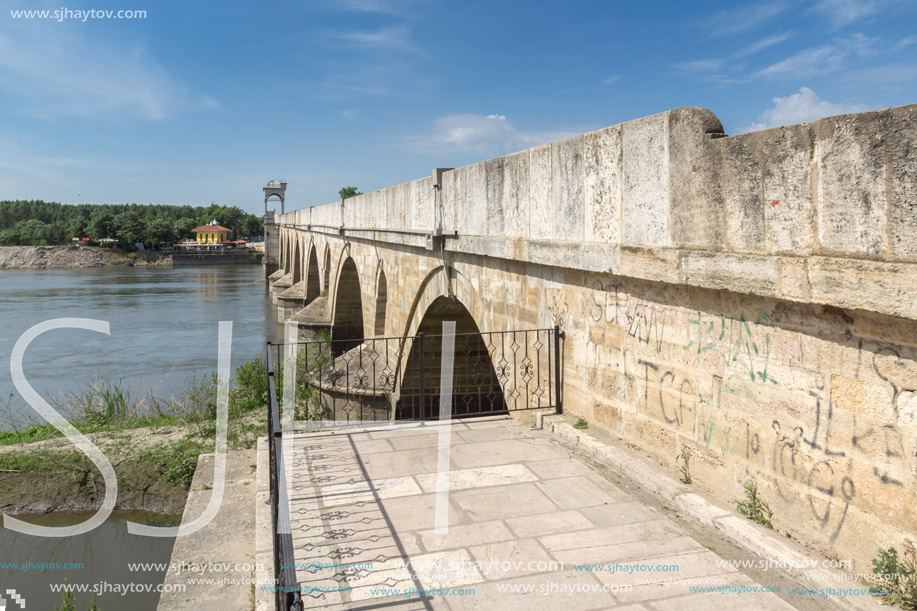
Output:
374 265 388 337
305 242 321 303
322 245 331 292
390 265 505 420
331 254 365 348
291 238 302 284
396 293 506 420
398 265 491 340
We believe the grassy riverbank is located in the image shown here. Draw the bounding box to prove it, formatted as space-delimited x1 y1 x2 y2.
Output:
0 356 271 515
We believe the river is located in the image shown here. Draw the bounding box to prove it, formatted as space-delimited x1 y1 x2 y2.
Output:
0 265 283 427
0 265 282 610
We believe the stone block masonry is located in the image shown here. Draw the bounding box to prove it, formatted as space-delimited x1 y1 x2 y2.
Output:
268 103 917 571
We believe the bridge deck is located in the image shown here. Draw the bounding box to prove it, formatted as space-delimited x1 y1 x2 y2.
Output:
282 416 796 610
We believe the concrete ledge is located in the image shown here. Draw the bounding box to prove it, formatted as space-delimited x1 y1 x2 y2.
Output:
255 437 273 611
277 280 306 302
157 449 258 611
271 273 294 291
539 415 886 611
297 230 917 321
450 235 621 275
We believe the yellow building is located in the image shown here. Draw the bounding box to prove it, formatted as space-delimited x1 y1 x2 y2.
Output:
192 220 232 245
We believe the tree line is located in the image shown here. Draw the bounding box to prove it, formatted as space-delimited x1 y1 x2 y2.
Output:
0 200 263 247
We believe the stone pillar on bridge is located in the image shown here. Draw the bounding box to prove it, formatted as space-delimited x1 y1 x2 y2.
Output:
262 180 286 278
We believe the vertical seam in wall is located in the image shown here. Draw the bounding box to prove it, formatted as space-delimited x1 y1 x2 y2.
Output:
580 135 586 244
811 126 821 254
760 136 769 255
663 115 671 248
617 126 624 252
527 149 533 240
882 154 891 259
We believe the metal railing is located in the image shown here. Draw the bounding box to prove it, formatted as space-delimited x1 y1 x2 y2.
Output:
265 346 302 611
266 326 564 427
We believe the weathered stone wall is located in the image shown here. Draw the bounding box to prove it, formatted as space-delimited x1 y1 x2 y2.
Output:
270 103 917 569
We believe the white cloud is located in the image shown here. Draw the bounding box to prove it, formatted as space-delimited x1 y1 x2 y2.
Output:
812 0 904 28
756 34 877 79
0 24 217 121
743 87 867 132
601 75 622 85
842 62 917 88
406 113 579 155
707 1 790 36
672 58 750 86
327 0 422 16
674 58 727 74
316 25 421 54
733 32 794 58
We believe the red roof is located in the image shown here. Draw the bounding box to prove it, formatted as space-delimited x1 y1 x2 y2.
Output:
191 224 231 232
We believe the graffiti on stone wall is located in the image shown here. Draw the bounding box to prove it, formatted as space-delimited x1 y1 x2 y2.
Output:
588 293 912 547
685 310 778 385
589 280 626 325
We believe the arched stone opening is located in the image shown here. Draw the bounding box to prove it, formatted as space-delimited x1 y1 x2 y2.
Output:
331 257 364 349
396 296 506 420
305 245 321 303
374 270 388 337
291 240 302 284
323 247 331 292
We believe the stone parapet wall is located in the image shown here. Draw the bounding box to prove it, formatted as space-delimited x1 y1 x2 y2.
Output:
281 104 917 321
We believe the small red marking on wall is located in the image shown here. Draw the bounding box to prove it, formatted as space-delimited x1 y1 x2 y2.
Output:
770 199 780 207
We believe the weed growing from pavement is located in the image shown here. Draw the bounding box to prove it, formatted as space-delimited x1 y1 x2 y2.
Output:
736 481 773 528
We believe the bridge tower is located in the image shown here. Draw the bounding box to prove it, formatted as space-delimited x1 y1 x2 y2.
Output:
262 179 286 278
263 179 286 215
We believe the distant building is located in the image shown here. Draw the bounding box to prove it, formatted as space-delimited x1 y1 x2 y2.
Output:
192 220 231 245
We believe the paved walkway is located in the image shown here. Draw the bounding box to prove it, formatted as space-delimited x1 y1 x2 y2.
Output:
285 416 796 610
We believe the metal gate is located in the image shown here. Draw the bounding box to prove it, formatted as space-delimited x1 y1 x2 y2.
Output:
265 326 564 426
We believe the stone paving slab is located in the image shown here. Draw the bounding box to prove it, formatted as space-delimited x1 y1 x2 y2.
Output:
281 416 799 610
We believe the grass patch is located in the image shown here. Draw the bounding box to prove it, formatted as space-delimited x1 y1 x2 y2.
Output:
573 418 588 430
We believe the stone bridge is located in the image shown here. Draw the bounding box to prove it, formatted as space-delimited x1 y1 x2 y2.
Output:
264 104 917 569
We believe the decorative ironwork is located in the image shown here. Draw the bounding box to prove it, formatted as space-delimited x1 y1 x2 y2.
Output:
267 327 564 427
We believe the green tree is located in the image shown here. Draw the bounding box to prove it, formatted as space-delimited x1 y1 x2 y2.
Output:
339 186 362 199
0 228 18 245
172 217 196 242
241 214 263 238
113 210 143 244
0 200 260 246
88 209 115 240
68 206 91 239
147 216 177 244
15 218 50 244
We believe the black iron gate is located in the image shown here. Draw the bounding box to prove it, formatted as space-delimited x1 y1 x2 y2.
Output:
266 326 564 425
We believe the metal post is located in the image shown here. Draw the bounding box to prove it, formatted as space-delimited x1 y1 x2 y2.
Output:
553 326 563 415
417 333 425 422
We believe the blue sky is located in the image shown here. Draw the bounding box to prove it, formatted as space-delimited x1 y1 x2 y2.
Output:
0 0 915 214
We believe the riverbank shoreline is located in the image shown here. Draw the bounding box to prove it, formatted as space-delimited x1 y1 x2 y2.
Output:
0 417 264 516
0 245 171 269
0 356 269 517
